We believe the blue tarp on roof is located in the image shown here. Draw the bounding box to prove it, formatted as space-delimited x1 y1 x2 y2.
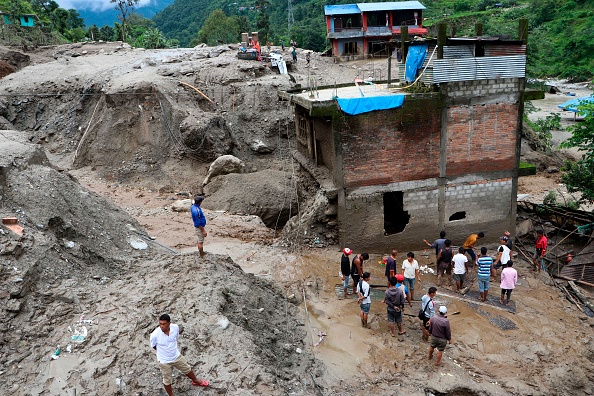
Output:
357 1 426 12
558 95 594 114
324 4 361 15
336 94 405 115
405 44 428 83
325 2 426 15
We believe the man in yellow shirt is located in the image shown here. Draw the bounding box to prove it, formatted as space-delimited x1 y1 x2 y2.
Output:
462 232 484 269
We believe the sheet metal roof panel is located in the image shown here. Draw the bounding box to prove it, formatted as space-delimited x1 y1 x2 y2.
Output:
324 4 361 15
357 1 426 12
433 55 526 83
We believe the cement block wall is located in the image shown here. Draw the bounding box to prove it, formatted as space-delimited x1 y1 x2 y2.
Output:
334 77 520 252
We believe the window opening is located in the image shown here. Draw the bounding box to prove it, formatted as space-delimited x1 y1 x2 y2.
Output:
449 211 466 221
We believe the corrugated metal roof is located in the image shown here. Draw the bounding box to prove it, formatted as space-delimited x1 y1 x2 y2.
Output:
560 263 594 284
485 44 527 56
357 1 426 12
433 55 526 83
443 45 474 58
324 4 361 15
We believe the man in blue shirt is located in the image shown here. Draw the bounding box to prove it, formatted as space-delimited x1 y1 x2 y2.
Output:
477 247 495 302
191 195 207 257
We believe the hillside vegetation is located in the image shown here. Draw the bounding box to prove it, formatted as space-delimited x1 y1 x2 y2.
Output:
152 0 593 81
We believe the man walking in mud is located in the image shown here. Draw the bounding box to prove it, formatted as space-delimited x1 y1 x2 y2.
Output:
428 306 452 366
191 195 207 257
150 314 209 395
340 247 352 298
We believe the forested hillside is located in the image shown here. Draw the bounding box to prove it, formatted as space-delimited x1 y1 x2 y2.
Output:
153 0 593 81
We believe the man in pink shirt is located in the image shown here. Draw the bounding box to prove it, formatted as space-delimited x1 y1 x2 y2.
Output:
500 262 518 306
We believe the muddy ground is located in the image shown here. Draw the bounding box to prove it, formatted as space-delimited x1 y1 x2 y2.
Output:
0 42 593 396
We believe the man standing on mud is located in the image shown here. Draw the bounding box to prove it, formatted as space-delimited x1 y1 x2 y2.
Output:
423 231 447 262
385 249 398 286
191 195 207 257
462 231 484 269
351 252 369 295
340 248 352 298
357 271 372 328
436 239 453 287
428 306 451 366
534 229 548 272
150 314 209 395
401 252 421 301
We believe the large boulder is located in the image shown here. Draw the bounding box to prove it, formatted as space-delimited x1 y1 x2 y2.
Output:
203 169 298 227
202 154 245 186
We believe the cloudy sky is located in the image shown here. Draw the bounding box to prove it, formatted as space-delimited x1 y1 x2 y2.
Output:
55 0 154 12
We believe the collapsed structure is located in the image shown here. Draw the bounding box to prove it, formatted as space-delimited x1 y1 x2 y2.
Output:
282 21 538 252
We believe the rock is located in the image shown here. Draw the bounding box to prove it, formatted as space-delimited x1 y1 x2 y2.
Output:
171 199 193 212
202 155 245 186
194 43 207 48
209 45 230 58
5 299 23 312
250 140 275 154
191 51 209 60
546 166 559 173
0 242 24 257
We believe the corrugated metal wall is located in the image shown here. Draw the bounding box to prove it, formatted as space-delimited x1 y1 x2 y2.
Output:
432 55 526 83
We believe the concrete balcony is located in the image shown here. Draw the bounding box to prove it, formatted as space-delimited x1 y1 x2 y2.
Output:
366 26 392 36
327 28 364 39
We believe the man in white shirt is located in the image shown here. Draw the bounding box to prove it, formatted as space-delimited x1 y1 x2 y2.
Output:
357 272 372 329
149 314 208 395
402 252 421 300
494 236 511 276
452 247 468 293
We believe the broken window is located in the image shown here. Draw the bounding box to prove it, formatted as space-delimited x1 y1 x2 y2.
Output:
383 192 410 235
344 42 358 55
449 211 466 221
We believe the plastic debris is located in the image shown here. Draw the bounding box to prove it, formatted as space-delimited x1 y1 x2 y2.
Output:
313 331 327 347
129 237 148 250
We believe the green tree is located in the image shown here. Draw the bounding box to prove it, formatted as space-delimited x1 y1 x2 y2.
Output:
197 9 239 45
99 25 115 41
87 24 100 41
111 0 140 42
51 7 69 34
255 0 270 43
137 27 167 48
560 102 594 203
67 9 84 29
30 0 59 19
6 0 27 23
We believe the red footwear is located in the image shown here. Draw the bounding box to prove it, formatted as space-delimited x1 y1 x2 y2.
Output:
192 380 209 387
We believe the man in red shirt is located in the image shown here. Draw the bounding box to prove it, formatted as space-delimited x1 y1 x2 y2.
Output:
534 229 548 272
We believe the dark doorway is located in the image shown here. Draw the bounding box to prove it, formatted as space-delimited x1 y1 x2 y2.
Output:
383 191 410 235
449 211 466 221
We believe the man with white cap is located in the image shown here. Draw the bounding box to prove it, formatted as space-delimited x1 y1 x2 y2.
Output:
340 248 352 298
428 305 452 366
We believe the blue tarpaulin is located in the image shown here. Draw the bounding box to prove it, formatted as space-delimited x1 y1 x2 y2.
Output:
405 44 428 83
336 94 405 115
558 95 594 114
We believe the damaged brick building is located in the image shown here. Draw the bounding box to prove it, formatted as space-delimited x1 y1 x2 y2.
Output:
282 22 534 252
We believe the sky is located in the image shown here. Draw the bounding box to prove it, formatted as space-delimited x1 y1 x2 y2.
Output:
55 0 154 12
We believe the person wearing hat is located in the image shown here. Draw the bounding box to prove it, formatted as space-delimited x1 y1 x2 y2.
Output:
503 230 513 256
395 273 412 308
340 248 352 298
534 229 548 272
428 305 452 366
191 195 207 257
493 236 511 275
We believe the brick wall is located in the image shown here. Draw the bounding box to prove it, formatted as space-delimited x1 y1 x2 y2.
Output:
339 96 442 188
445 103 518 177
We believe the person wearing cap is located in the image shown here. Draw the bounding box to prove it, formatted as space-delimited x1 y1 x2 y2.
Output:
428 306 452 366
385 250 398 287
503 230 513 256
395 273 412 308
357 272 372 328
340 248 352 298
534 229 548 272
493 236 511 275
402 252 421 301
191 196 207 257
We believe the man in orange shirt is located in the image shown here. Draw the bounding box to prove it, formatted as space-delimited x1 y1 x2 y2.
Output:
462 232 484 270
